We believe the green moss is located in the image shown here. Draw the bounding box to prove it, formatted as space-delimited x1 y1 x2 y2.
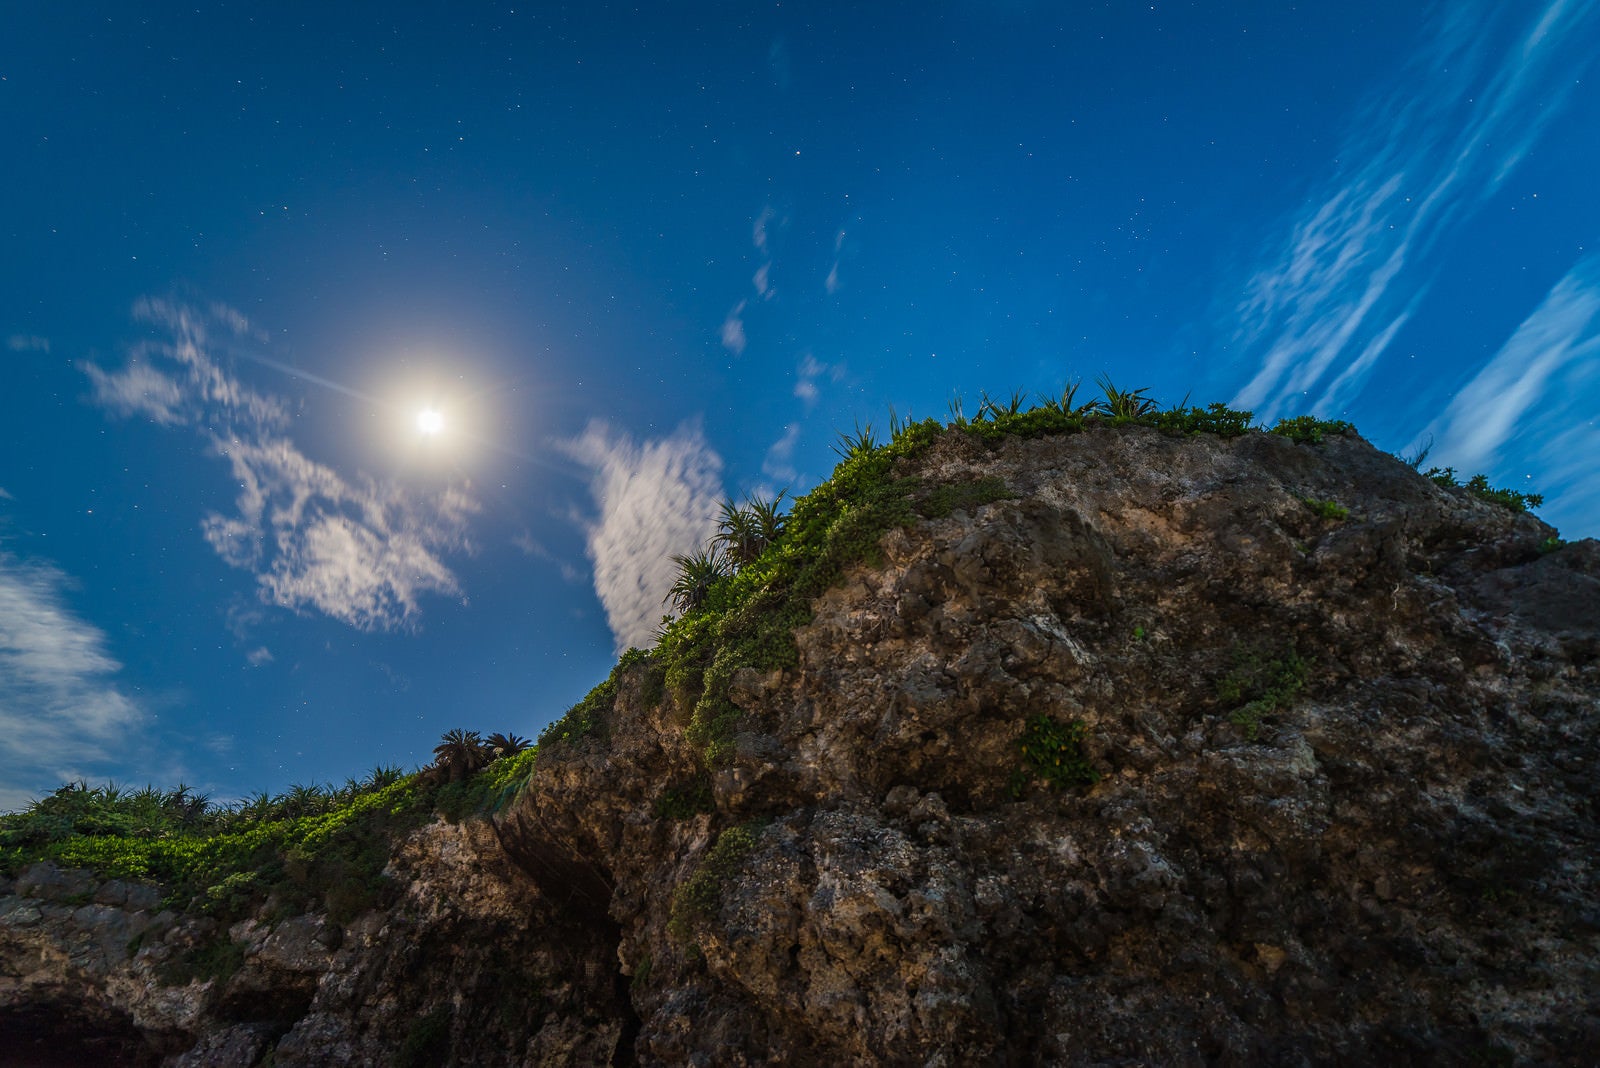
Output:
654 772 715 820
396 1004 453 1068
916 475 1014 519
1303 497 1350 521
1216 646 1309 739
1014 715 1099 795
158 935 246 986
668 821 764 940
630 952 654 990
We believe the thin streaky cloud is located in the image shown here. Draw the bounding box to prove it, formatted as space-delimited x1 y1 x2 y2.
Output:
721 300 748 355
1229 0 1600 422
762 422 803 484
753 206 774 252
7 335 50 353
1421 253 1600 481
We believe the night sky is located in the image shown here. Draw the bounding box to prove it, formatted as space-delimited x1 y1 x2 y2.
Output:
3 2 1598 809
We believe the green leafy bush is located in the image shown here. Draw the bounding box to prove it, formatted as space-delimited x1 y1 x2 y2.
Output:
1304 497 1350 521
653 772 715 820
915 475 1014 519
1014 715 1099 794
1425 467 1544 513
1270 415 1356 444
1216 646 1309 739
668 821 764 940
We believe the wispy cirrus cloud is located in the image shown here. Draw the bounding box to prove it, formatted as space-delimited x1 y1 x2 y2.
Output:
561 420 724 653
721 300 749 355
762 422 803 485
7 335 50 353
1420 251 1600 533
83 299 475 632
0 552 145 811
794 353 844 408
1228 0 1600 421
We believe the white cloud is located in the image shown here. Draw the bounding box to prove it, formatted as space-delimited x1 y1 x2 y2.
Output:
825 263 840 294
753 263 772 299
6 335 49 353
0 552 145 808
762 422 803 484
0 487 12 501
245 647 274 667
1421 254 1600 526
721 300 748 355
84 300 474 632
561 420 725 653
83 359 187 424
794 353 844 409
753 206 774 252
1228 0 1600 421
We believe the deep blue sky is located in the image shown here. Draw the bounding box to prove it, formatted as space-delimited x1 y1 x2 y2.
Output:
3 1 1598 808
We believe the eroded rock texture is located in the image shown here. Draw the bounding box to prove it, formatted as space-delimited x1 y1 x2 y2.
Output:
4 427 1597 1065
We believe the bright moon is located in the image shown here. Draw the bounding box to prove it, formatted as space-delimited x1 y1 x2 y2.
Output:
416 409 444 436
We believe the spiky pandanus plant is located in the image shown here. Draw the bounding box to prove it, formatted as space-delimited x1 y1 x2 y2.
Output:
714 493 787 569
665 548 730 615
432 729 493 784
714 499 765 567
485 732 532 759
1091 375 1160 419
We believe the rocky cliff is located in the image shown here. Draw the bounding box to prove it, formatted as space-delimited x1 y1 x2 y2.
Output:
4 419 1598 1065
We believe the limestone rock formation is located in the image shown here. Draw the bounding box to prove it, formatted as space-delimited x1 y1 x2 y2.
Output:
4 424 1597 1065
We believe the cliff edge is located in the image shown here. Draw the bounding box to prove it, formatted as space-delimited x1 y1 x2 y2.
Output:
4 418 1597 1065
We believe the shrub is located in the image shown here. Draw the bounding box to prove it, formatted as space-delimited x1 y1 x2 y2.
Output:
1304 497 1350 521
1425 467 1544 513
654 773 715 820
1014 715 1099 794
1216 646 1309 739
668 821 764 940
1270 415 1355 444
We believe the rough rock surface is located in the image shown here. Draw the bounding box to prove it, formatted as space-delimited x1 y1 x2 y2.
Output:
4 426 1598 1065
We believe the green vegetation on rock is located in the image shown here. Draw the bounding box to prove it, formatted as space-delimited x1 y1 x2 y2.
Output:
1216 646 1310 740
668 820 765 941
1013 715 1099 796
1425 466 1545 513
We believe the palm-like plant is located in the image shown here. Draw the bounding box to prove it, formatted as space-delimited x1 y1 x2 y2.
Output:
485 732 532 759
1038 379 1088 415
830 420 879 460
1092 375 1160 419
713 493 787 568
664 548 730 615
749 491 786 547
978 389 1027 420
433 728 493 783
714 499 764 567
